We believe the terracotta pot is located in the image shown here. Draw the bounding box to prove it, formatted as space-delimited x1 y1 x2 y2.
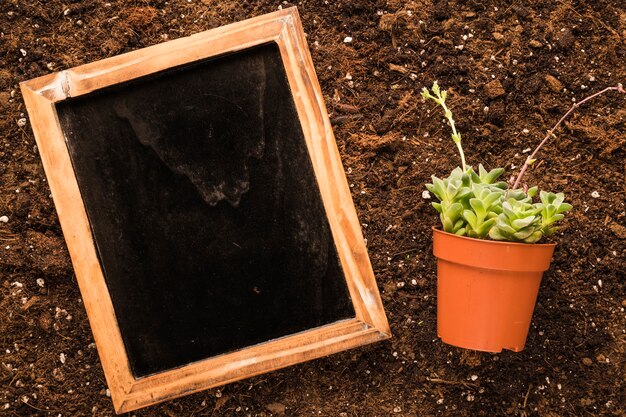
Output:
432 228 556 353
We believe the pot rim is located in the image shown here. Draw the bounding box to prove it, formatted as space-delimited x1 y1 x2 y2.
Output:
432 227 557 248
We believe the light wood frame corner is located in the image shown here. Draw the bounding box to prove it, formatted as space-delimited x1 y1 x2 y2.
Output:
20 7 390 414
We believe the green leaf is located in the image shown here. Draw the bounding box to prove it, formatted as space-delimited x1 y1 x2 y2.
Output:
447 203 464 221
513 225 538 240
483 191 502 208
523 231 543 243
455 187 472 201
543 213 564 226
476 218 496 237
469 169 480 184
489 226 508 241
495 217 517 234
446 181 460 199
463 210 478 229
540 191 556 205
512 216 537 230
502 202 517 219
453 218 465 232
469 198 486 218
431 176 446 200
556 202 573 214
508 189 528 201
478 164 488 179
483 167 505 184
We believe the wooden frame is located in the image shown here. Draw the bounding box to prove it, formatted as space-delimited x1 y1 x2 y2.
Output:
20 7 390 414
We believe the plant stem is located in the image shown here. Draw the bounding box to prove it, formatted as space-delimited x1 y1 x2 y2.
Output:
440 100 467 171
456 141 467 172
512 84 625 190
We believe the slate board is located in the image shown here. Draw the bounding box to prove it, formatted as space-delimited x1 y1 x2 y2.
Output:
56 42 355 377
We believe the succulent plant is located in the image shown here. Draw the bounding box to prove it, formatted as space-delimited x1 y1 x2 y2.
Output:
537 191 573 237
421 82 578 243
426 165 507 237
489 188 543 243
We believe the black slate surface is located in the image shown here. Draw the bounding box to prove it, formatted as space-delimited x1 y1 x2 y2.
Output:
56 42 354 378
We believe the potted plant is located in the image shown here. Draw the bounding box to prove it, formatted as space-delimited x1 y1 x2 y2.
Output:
421 81 625 353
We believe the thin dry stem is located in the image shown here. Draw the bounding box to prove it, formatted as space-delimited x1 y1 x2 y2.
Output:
512 84 625 190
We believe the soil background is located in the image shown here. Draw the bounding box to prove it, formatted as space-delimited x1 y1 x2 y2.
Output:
1 1 625 416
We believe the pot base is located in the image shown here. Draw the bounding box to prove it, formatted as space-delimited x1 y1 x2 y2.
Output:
437 260 543 353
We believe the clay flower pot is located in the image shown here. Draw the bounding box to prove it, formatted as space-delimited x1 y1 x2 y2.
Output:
432 227 556 353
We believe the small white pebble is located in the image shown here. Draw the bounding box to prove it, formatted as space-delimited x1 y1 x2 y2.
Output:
483 106 489 113
0 216 8 223
470 375 478 381
343 36 353 43
19 49 27 57
411 279 417 285
522 128 530 134
63 8 70 16
466 394 475 401
345 73 352 80
393 406 402 413
422 190 431 199
105 389 111 397
597 279 602 288
36 278 45 288
17 118 27 127
59 353 66 364
591 190 600 198
589 75 595 82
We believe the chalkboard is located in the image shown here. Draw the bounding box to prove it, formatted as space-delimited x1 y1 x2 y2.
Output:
21 8 389 413
56 42 354 377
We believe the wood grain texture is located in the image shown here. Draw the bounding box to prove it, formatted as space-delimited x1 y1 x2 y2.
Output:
20 7 390 414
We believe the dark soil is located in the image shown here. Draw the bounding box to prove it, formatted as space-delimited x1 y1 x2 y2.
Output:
1 1 625 416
